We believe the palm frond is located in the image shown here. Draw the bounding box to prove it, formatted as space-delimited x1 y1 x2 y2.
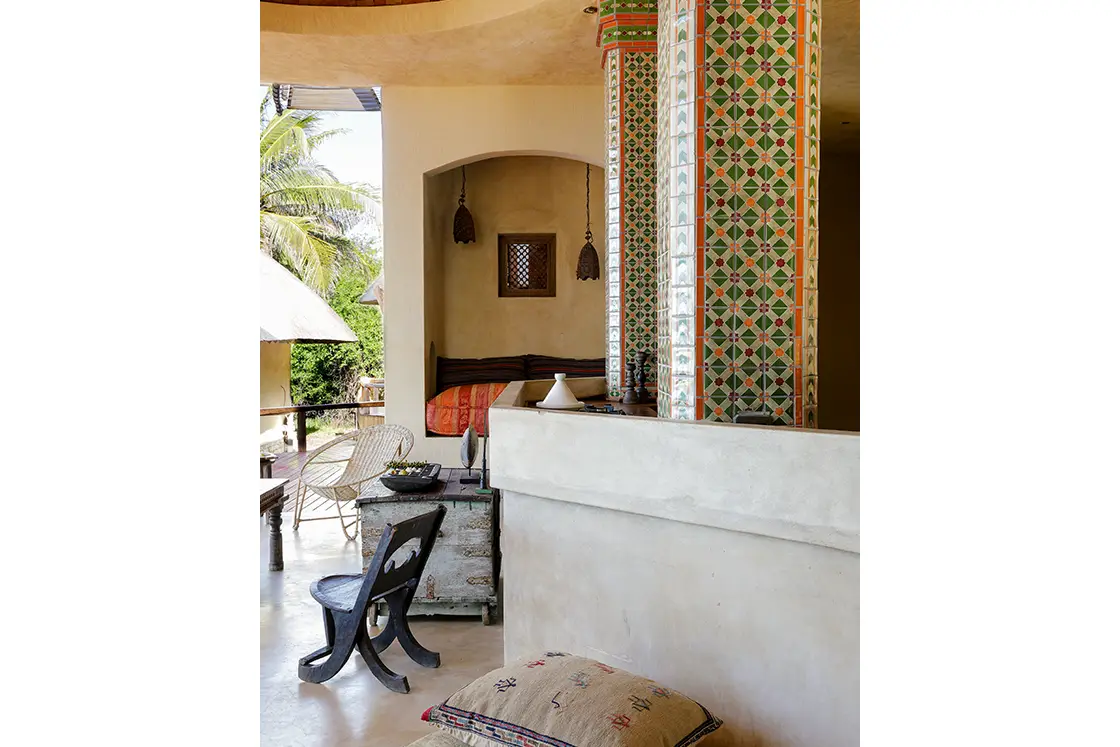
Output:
260 212 338 295
259 103 381 293
307 128 350 150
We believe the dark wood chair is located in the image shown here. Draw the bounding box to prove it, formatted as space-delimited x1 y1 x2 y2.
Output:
297 505 447 692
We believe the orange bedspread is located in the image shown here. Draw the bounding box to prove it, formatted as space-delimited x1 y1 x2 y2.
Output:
425 383 508 436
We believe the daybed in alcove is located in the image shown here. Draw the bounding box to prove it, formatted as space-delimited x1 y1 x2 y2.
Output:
425 354 605 436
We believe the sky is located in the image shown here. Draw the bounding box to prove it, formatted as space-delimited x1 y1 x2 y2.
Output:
260 86 385 250
259 86 384 188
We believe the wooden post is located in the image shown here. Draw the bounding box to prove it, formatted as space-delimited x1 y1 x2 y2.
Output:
297 410 308 452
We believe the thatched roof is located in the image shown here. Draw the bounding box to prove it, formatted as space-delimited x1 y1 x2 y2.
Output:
358 273 384 308
259 254 358 344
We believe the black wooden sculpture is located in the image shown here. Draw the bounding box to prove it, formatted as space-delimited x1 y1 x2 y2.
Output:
635 350 651 403
622 361 639 405
297 505 447 692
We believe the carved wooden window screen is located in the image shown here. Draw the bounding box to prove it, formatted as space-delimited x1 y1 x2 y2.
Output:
498 234 556 297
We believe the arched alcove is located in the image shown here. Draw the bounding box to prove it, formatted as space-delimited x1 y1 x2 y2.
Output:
426 150 605 177
378 84 605 463
421 153 606 395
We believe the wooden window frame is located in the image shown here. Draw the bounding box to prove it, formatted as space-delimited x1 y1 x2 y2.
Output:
497 233 557 298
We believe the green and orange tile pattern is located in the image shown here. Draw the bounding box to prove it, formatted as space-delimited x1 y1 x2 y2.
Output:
656 0 819 425
601 3 660 397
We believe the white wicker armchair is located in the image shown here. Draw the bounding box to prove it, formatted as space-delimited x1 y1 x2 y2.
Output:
293 424 415 540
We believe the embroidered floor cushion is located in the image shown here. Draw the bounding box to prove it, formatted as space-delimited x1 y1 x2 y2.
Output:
421 652 722 747
405 732 471 747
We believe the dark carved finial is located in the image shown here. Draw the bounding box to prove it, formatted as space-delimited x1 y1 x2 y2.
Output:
622 361 639 405
635 351 651 403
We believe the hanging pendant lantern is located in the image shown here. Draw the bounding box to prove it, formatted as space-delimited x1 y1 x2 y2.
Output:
453 165 476 244
577 163 600 280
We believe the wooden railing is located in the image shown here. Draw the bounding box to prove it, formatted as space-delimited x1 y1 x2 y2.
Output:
260 400 384 452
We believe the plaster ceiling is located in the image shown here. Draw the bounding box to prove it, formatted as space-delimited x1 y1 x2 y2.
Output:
261 0 858 151
266 1 440 5
261 0 602 86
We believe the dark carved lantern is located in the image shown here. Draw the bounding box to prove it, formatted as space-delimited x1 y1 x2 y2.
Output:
576 163 600 280
453 165 476 244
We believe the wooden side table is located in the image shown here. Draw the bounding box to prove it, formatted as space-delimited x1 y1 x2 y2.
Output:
260 478 286 571
357 467 499 624
260 453 278 478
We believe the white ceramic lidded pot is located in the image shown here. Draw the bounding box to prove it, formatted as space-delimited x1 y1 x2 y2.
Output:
537 373 583 409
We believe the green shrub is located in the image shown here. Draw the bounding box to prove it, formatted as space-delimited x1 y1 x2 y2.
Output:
290 263 383 407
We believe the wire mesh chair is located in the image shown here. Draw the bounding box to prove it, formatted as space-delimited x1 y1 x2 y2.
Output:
293 424 415 540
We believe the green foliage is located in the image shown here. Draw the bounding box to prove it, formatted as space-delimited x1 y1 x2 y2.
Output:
290 262 384 406
260 95 381 295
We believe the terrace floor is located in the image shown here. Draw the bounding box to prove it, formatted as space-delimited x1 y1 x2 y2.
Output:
260 514 503 747
267 450 311 510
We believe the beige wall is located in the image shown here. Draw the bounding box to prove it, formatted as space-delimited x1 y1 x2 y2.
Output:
423 172 449 397
427 155 606 362
817 151 860 432
382 85 604 463
259 341 291 442
490 387 860 747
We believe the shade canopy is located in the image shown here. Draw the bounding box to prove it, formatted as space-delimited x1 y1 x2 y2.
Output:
260 253 358 344
273 84 382 113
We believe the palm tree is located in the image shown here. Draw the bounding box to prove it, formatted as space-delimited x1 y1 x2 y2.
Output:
260 97 381 295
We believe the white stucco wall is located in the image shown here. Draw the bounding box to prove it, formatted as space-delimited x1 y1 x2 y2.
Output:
490 386 860 747
501 494 858 747
381 85 604 463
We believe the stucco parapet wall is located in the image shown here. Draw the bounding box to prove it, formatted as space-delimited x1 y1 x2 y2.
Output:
489 378 860 554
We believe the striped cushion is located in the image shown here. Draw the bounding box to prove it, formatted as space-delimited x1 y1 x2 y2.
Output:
426 384 508 436
436 356 528 392
422 652 722 747
525 355 605 380
406 732 470 747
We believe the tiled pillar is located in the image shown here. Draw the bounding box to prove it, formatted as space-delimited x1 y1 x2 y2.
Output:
657 0 820 426
599 2 659 398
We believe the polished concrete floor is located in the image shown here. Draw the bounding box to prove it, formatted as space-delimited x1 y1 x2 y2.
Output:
261 517 503 747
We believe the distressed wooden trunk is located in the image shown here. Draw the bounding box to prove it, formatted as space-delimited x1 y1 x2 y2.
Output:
357 468 499 623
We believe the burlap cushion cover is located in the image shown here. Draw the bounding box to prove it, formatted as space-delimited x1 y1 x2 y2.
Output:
422 652 722 747
405 732 471 747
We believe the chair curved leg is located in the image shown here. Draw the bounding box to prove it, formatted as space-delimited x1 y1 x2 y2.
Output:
370 608 396 654
297 636 355 684
356 622 409 693
322 607 336 647
384 589 441 669
336 500 357 541
293 482 306 531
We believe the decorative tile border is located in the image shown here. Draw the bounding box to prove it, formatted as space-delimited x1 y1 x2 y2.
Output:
598 1 660 66
656 0 697 420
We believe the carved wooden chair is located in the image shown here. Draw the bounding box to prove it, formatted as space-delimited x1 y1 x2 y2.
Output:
297 505 447 692
293 424 414 540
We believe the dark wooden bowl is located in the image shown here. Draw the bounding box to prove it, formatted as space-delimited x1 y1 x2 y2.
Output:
380 463 441 493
